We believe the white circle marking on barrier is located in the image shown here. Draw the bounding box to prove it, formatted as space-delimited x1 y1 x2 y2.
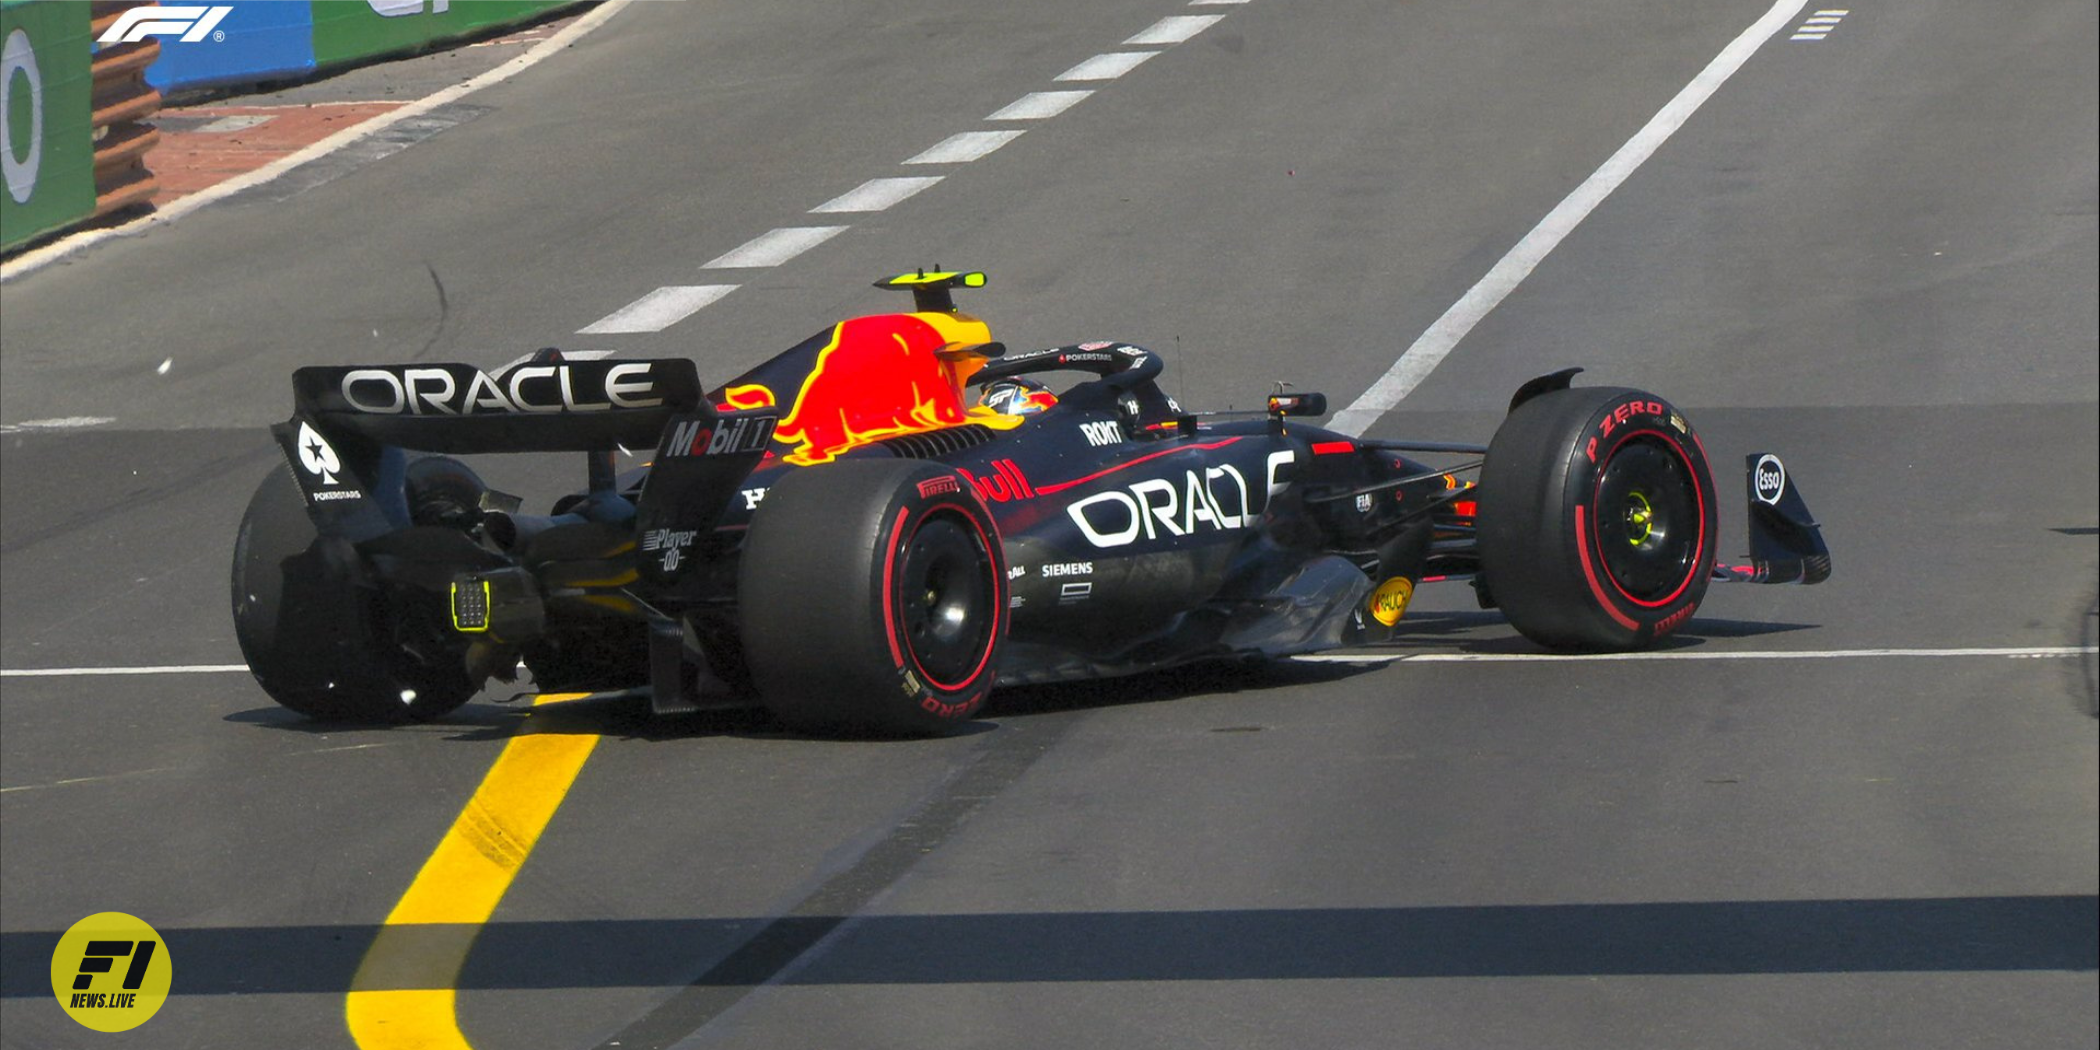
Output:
2 27 44 205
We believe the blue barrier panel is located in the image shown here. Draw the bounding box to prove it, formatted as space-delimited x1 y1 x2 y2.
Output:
142 1 315 95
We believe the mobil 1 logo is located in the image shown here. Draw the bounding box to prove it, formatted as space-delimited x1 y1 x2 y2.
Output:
664 413 776 458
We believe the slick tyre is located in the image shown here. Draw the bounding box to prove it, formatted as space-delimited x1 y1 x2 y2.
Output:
231 464 478 722
739 459 1005 736
1478 386 1716 651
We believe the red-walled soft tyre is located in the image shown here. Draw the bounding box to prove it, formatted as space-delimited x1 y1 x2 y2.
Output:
738 459 1005 736
1478 386 1716 651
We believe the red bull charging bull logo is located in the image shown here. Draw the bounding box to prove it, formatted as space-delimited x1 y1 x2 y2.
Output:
772 316 971 465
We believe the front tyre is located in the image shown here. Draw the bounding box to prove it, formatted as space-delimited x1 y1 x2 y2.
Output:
231 464 478 722
1478 386 1716 651
738 459 1005 736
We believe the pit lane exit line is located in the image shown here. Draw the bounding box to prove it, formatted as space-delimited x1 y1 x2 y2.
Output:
1329 0 1811 435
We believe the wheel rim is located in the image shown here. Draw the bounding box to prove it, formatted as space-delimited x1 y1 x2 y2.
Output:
898 515 994 688
1592 440 1700 603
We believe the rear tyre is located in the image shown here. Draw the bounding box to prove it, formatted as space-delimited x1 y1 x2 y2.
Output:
231 464 478 722
1477 386 1716 651
738 459 1005 736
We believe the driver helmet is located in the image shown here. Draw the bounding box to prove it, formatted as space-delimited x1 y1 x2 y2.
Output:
978 377 1058 416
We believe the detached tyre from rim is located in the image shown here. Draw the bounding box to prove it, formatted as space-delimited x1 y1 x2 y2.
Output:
1478 386 1716 651
231 462 479 722
739 459 1006 736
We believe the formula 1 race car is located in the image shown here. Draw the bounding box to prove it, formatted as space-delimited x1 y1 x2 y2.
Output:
232 271 1829 734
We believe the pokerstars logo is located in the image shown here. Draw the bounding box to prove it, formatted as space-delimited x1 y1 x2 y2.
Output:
50 912 173 1032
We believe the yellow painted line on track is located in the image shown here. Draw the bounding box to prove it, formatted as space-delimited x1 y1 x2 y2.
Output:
347 694 600 1050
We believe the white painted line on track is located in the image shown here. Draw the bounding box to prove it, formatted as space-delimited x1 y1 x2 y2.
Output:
577 285 738 334
987 90 1096 121
1125 14 1227 46
16 646 2089 679
1056 52 1160 81
702 226 849 269
1 742 407 794
1 664 251 677
0 0 634 283
1328 0 1810 437
810 176 945 213
1293 646 2100 665
0 417 116 434
904 130 1027 165
1191 0 1253 5
0 767 187 794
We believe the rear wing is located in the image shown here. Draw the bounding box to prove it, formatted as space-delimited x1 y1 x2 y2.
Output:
290 358 705 454
270 358 722 538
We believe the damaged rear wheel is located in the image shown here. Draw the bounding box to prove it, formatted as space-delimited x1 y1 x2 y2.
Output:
230 463 479 722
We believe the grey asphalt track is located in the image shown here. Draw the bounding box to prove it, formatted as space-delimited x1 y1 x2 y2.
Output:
2 1 2094 1048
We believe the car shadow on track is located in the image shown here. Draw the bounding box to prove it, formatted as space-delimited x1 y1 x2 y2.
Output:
1343 608 1823 656
220 613 1826 742
222 657 1393 743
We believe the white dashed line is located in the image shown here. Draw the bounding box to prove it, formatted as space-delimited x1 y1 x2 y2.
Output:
1056 51 1160 81
577 285 738 334
904 129 1027 165
1792 8 1847 39
702 226 849 268
1125 14 1227 45
987 90 1096 121
567 8 1227 324
1190 0 1253 5
1330 0 1809 436
810 176 945 213
1293 646 2100 665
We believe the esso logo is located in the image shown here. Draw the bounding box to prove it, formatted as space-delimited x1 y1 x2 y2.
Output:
1753 455 1786 505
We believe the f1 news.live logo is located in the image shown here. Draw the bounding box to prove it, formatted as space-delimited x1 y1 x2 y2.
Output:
50 912 172 1032
67 938 156 1007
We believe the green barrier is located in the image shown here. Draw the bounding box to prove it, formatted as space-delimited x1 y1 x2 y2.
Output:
310 0 576 71
0 0 93 253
